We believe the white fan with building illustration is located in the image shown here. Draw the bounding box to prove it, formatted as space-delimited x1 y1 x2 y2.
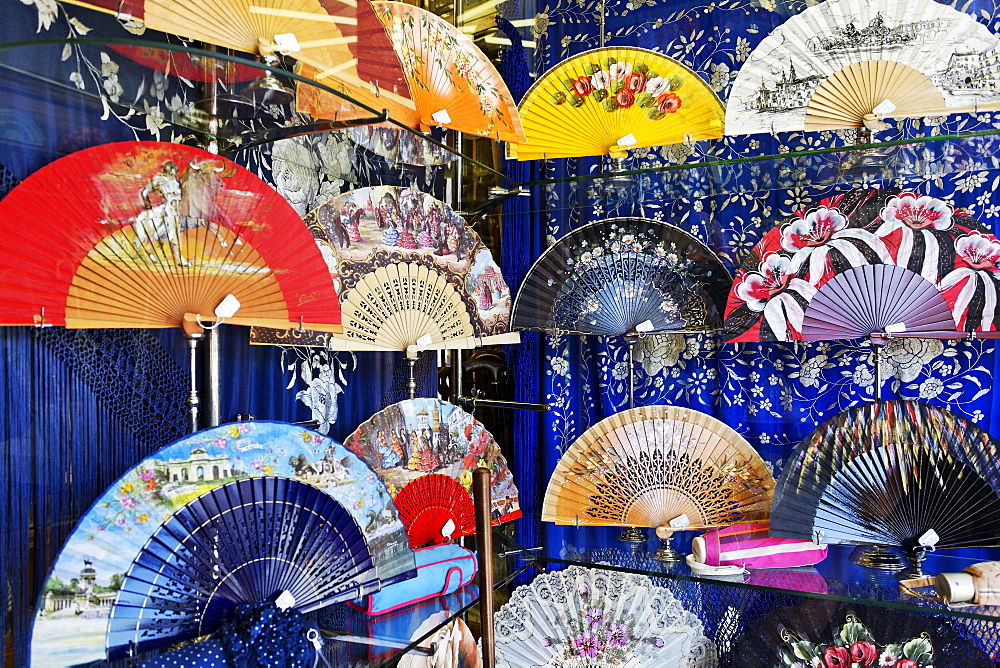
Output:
726 0 1000 135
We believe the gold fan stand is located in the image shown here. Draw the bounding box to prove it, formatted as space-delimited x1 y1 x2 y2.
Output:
850 544 904 571
650 527 683 564
617 526 647 544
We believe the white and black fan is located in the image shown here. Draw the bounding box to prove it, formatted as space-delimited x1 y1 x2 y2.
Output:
801 264 961 341
106 476 378 659
772 401 1000 575
512 218 731 337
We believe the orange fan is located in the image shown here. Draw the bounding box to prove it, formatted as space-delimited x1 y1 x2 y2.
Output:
394 474 476 548
65 0 414 122
304 2 524 140
0 141 341 333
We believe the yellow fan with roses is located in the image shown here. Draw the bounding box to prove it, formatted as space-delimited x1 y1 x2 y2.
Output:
511 47 725 160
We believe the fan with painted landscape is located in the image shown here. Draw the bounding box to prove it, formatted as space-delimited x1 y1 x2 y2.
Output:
344 398 521 547
512 218 731 336
771 401 1000 570
512 47 725 160
0 141 340 334
723 189 1000 342
29 421 415 666
726 0 1000 135
249 186 517 354
346 124 456 166
66 0 413 121
492 565 718 667
300 1 524 141
542 405 774 530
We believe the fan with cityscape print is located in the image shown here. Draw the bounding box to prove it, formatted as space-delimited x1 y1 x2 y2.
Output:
29 422 415 666
723 189 1000 342
250 186 518 355
344 398 521 547
726 0 1000 135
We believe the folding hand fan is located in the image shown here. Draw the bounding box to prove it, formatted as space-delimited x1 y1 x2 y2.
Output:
801 264 961 340
106 476 374 659
344 398 521 546
512 47 725 160
512 217 731 336
29 421 415 667
346 124 457 166
107 44 262 83
542 405 774 529
0 141 341 333
251 186 517 352
724 189 1000 342
726 0 1000 135
492 565 718 667
771 401 1000 554
69 0 415 121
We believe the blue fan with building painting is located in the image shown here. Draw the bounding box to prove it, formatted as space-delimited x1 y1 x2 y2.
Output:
29 422 416 666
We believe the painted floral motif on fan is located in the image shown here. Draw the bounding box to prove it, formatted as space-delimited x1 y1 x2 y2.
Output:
780 614 933 668
723 189 1000 341
552 54 685 120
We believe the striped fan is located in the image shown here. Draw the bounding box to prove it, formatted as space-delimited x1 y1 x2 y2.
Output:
29 421 415 667
344 398 521 543
542 405 774 529
493 565 718 667
726 0 1000 135
251 186 517 353
512 218 731 336
801 264 960 340
394 474 476 548
107 477 375 659
771 401 1000 552
0 142 340 333
512 47 725 160
67 0 415 121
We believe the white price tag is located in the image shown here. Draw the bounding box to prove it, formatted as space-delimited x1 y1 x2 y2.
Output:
918 529 940 547
885 322 907 334
432 109 452 124
416 334 433 346
275 590 296 611
635 320 655 333
616 133 637 146
441 518 457 539
872 99 896 116
668 514 691 529
273 32 301 53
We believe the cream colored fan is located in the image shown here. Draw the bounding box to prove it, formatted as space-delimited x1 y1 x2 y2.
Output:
726 0 1000 136
331 262 515 356
542 405 774 529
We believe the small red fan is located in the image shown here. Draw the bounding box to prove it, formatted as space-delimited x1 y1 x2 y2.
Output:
395 474 476 548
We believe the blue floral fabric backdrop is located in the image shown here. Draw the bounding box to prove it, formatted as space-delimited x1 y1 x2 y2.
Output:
499 0 1000 553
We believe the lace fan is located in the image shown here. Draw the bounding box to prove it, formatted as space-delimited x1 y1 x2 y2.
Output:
512 47 724 159
29 421 415 666
107 477 375 659
771 401 1000 553
0 141 340 333
492 565 718 667
512 218 731 336
726 0 1000 135
542 405 774 529
344 398 521 546
250 186 517 353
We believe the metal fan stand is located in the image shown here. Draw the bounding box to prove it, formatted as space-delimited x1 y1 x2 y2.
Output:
848 335 906 570
618 526 647 545
650 528 683 564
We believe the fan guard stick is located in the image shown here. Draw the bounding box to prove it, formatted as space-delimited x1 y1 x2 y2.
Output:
473 467 496 667
184 330 203 433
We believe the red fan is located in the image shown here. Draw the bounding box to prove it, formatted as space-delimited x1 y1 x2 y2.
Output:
394 474 476 548
107 44 261 83
801 264 961 341
0 141 340 333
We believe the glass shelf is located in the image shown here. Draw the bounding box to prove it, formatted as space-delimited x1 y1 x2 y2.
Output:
502 517 1000 626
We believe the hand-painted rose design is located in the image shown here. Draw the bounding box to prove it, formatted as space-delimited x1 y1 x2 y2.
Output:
735 253 800 312
880 193 953 231
895 660 918 668
624 71 646 93
572 631 603 658
573 76 593 97
851 641 878 666
657 92 682 113
609 61 632 80
823 646 850 667
616 90 635 109
645 76 670 96
591 70 611 89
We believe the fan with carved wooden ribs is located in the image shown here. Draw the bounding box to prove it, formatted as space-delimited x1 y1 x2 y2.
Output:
66 0 414 123
0 141 340 334
726 0 1000 135
542 405 774 530
250 186 517 354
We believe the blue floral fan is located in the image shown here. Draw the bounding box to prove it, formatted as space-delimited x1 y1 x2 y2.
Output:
107 477 373 659
511 218 731 336
29 422 416 667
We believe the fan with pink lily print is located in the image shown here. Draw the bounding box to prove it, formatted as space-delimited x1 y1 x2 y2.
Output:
723 189 1000 343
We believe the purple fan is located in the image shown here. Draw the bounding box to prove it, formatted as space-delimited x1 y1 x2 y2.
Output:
801 264 960 341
